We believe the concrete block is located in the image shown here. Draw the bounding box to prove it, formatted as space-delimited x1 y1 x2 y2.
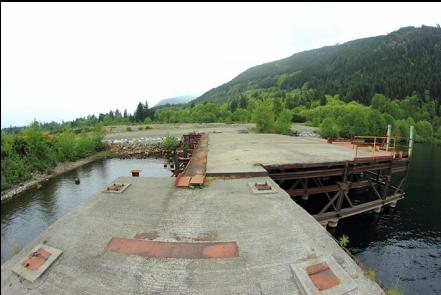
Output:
102 182 131 193
290 255 357 295
248 181 278 194
11 244 62 282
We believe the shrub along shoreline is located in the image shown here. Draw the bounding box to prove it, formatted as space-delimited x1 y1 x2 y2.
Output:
1 122 106 192
0 152 107 201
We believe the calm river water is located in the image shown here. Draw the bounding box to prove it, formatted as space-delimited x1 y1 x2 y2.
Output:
1 146 440 294
333 143 441 294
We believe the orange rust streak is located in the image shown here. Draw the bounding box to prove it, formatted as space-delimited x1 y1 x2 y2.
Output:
306 262 340 291
22 248 52 270
306 262 329 275
106 237 239 259
189 175 205 185
175 176 191 187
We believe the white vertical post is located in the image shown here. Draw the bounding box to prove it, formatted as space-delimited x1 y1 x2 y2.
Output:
386 124 391 151
408 125 415 158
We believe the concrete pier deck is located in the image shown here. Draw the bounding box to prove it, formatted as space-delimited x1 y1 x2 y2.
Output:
1 176 384 294
207 133 381 175
1 132 389 294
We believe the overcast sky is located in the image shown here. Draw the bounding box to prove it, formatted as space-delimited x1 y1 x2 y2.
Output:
2 2 440 127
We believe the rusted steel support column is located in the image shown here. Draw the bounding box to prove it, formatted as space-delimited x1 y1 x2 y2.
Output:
335 162 350 214
301 179 309 200
386 124 392 151
382 163 393 200
408 125 415 158
335 182 349 213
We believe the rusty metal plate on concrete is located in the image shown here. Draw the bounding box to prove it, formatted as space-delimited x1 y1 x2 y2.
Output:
176 176 191 187
190 175 205 185
130 170 142 176
306 262 340 290
12 244 62 282
248 181 278 194
102 182 131 193
106 237 239 259
290 255 357 295
21 248 52 271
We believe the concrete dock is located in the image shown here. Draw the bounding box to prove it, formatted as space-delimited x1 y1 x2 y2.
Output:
1 132 387 294
207 133 382 175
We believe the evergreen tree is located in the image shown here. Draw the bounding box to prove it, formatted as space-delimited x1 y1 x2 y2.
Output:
134 102 144 122
230 99 238 113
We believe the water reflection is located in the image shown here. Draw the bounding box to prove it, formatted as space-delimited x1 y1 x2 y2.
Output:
332 144 441 294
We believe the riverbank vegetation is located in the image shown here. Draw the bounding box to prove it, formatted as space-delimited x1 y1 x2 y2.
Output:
3 27 441 190
153 88 440 143
1 122 105 190
3 88 440 144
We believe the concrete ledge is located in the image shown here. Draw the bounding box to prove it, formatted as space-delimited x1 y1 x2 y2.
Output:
248 181 279 194
11 244 62 283
102 182 131 193
290 255 357 295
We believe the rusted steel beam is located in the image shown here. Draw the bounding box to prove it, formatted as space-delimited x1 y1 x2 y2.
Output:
319 191 341 214
313 178 337 211
352 157 393 164
287 179 371 197
263 161 347 170
343 190 354 208
391 166 408 173
349 163 391 174
353 155 394 162
394 175 408 194
392 158 410 164
382 160 393 199
336 166 349 213
368 179 383 200
270 168 345 180
288 185 339 196
314 193 404 222
206 171 268 178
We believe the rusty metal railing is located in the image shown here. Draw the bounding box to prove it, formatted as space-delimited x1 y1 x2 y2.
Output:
352 136 410 159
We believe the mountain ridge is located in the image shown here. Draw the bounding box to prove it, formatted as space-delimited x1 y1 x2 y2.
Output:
194 25 441 105
154 96 195 107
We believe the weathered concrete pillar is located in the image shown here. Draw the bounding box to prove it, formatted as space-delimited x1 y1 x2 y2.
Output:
389 201 397 208
301 195 309 201
319 220 328 228
408 125 415 158
386 124 392 151
328 219 339 228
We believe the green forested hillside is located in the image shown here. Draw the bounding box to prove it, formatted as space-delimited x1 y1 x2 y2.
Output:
195 26 441 105
4 26 441 192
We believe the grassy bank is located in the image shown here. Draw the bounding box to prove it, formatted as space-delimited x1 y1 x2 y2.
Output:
1 123 106 191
